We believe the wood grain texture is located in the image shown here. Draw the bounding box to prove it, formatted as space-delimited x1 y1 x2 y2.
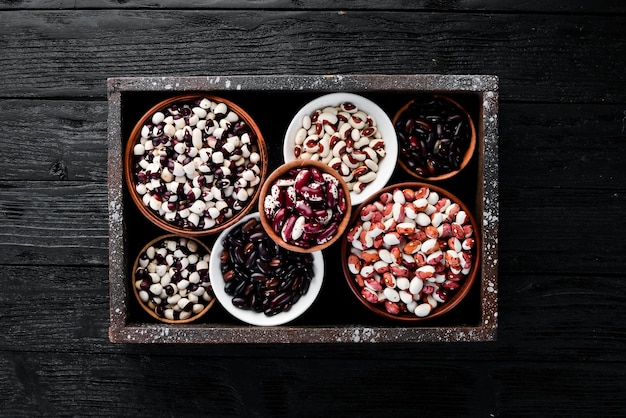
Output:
0 11 624 102
3 99 625 185
1 177 623 272
0 181 108 266
1 0 625 13
1 266 625 364
0 99 108 182
2 102 624 272
1 351 624 417
1 2 626 416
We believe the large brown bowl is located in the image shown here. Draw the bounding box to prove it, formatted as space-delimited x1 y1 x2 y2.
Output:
132 234 216 324
393 95 476 181
341 182 481 322
124 94 268 236
258 159 352 253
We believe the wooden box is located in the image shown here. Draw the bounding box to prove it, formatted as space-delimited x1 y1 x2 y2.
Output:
107 75 499 343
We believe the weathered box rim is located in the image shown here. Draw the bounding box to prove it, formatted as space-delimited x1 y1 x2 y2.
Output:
107 74 499 344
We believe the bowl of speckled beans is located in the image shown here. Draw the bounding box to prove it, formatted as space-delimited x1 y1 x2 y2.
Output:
258 159 352 253
132 234 216 323
283 92 398 206
124 94 268 236
341 182 480 322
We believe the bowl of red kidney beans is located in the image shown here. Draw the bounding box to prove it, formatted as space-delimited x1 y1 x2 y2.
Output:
210 212 324 326
393 94 476 181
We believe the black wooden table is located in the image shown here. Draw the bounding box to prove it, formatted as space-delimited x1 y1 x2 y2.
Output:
1 1 625 416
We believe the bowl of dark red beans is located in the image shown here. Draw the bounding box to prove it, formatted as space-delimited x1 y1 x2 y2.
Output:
393 94 476 181
132 235 216 323
124 94 268 236
341 183 480 322
210 212 324 326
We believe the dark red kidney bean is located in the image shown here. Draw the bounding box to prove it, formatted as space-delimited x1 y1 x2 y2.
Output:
244 251 257 269
232 297 248 309
222 270 235 283
316 223 339 245
255 259 272 274
265 277 280 289
221 217 315 317
249 231 265 242
270 291 292 309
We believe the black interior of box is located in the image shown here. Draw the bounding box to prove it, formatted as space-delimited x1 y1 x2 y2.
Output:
120 89 483 328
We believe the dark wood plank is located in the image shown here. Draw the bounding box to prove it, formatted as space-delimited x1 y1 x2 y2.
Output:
2 265 624 363
0 181 108 266
1 4 625 417
2 101 625 272
500 186 626 274
492 363 626 416
3 99 625 187
1 178 623 272
500 103 626 190
1 0 625 13
0 99 108 182
1 351 624 416
0 11 624 102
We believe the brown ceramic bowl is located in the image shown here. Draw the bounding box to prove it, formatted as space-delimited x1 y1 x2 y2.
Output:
341 182 481 322
393 95 476 181
132 234 216 324
258 159 352 253
124 94 268 236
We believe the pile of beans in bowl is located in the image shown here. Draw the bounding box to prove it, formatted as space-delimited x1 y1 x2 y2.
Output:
345 186 476 318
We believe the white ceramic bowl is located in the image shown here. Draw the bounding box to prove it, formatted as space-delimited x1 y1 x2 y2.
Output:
283 92 398 206
209 212 325 326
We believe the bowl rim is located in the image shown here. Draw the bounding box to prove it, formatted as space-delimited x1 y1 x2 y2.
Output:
282 92 398 206
341 181 481 322
392 94 476 182
131 234 216 324
123 93 268 236
209 212 325 326
258 159 352 253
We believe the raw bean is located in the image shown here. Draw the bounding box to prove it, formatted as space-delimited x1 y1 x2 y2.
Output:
345 186 476 318
134 237 213 321
263 166 347 248
220 217 315 316
293 101 385 194
131 97 264 230
395 95 472 178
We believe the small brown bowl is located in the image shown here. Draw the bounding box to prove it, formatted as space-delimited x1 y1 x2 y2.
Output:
341 182 480 322
132 234 216 324
124 94 268 236
393 95 476 181
258 159 352 253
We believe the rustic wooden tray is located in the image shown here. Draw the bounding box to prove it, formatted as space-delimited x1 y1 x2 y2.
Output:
107 74 499 343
